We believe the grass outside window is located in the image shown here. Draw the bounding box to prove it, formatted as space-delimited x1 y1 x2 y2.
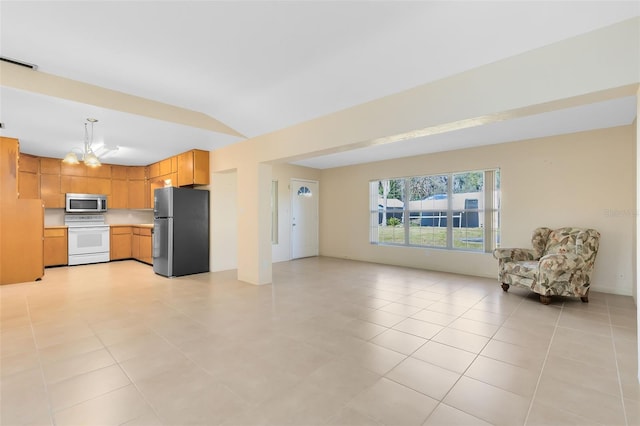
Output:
370 169 500 252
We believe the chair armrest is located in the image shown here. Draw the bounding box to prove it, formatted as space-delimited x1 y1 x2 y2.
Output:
539 253 585 273
493 248 537 261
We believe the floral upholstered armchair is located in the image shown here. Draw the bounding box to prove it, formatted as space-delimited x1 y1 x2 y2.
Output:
493 227 600 305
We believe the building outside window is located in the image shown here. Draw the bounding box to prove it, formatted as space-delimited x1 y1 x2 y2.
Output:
370 169 500 252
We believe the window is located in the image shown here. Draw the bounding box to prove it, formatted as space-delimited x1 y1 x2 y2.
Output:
271 180 278 244
297 186 312 197
370 169 500 252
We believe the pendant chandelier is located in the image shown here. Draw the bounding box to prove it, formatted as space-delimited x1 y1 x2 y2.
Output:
62 118 102 167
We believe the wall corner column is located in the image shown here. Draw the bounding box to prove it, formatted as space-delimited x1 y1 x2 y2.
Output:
237 162 273 285
635 87 640 384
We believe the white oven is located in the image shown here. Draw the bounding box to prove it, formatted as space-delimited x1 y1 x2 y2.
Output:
65 215 110 265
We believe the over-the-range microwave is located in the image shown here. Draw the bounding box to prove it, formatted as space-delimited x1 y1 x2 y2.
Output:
65 193 108 213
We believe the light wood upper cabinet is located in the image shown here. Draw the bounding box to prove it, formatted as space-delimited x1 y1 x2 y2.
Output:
128 178 146 209
61 174 111 195
39 156 64 207
40 174 64 208
178 150 209 186
60 175 88 194
159 158 173 176
19 154 39 173
40 158 60 175
111 165 128 180
110 179 128 209
18 151 207 211
148 173 178 207
110 166 129 209
87 177 111 195
61 162 86 177
18 171 39 199
18 153 40 199
127 166 146 180
61 163 111 179
148 162 160 179
87 164 111 178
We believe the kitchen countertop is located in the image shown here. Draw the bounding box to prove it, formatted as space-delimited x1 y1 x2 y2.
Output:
44 225 68 229
110 223 154 228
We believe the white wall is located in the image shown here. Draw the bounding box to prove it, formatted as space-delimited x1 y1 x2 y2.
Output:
635 94 639 383
105 209 154 225
206 164 320 271
320 125 636 296
272 164 321 263
210 20 638 285
208 170 238 272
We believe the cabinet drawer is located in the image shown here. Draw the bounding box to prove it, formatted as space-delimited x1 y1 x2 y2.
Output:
138 228 152 236
44 228 66 238
111 226 132 235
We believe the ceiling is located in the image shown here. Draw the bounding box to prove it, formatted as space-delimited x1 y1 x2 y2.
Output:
0 1 638 168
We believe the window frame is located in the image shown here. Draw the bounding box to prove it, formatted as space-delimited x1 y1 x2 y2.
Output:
370 168 500 253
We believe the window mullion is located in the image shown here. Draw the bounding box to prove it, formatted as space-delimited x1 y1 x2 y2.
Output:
404 178 410 245
446 173 453 249
484 170 495 253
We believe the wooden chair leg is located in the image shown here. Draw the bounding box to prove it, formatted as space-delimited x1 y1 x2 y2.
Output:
539 295 551 305
580 289 589 303
501 283 509 292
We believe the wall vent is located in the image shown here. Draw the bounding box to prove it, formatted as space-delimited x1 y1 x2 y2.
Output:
0 56 38 70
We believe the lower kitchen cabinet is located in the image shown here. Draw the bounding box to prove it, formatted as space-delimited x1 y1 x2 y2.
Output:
42 225 151 268
131 229 140 260
129 226 153 265
44 227 68 267
110 226 132 260
138 228 153 265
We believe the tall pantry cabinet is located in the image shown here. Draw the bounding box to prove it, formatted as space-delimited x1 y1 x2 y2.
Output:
0 137 44 284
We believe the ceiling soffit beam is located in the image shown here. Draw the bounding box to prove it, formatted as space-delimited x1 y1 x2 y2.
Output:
212 17 640 172
276 84 639 165
0 61 245 138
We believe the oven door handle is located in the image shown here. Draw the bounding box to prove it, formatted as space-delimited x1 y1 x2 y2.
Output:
68 227 109 233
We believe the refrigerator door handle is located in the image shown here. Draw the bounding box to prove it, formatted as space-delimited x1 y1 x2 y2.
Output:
152 226 160 259
167 219 173 276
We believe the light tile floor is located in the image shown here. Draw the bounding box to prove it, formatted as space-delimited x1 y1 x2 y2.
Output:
1 257 638 426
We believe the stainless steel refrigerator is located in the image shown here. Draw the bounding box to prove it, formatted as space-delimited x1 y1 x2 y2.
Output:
153 187 209 277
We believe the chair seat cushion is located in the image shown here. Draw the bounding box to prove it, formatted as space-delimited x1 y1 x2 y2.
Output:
503 260 538 279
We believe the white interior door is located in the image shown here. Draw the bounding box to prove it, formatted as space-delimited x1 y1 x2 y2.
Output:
291 179 319 259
